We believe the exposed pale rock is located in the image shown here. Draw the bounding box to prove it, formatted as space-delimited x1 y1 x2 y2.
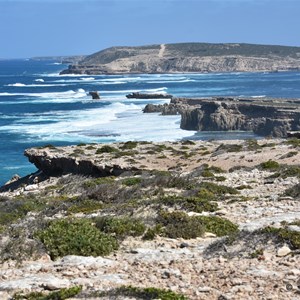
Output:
277 245 292 257
0 275 70 292
55 255 116 268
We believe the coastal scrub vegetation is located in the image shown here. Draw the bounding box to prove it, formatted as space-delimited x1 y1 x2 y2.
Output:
35 219 118 259
262 226 300 249
97 285 188 300
13 286 82 300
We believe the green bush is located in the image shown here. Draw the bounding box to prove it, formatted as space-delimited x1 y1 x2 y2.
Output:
216 144 243 152
214 176 226 182
0 199 45 226
260 160 280 170
245 139 261 151
13 286 82 300
67 199 103 214
122 177 142 186
120 141 138 150
36 219 118 259
201 170 214 178
96 145 119 154
199 182 239 196
285 183 300 198
94 216 146 239
160 195 218 213
98 285 188 300
262 226 300 249
157 211 238 239
286 138 300 148
157 211 205 239
197 215 239 237
142 225 163 240
182 140 196 145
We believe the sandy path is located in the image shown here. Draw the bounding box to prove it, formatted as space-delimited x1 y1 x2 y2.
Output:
158 44 166 58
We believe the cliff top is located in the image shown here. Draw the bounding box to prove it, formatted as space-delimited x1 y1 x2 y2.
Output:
79 42 300 65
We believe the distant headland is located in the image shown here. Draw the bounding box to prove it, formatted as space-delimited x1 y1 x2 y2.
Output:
60 42 300 75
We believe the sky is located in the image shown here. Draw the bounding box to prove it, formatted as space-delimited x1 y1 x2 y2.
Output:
0 0 299 58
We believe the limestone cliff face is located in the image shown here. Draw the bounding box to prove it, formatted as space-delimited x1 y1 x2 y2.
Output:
180 100 300 137
24 148 136 177
144 97 300 137
60 43 300 75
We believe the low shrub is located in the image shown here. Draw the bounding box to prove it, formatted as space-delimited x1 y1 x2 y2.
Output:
284 183 300 198
262 226 300 249
67 199 103 214
160 195 218 213
245 139 261 151
94 216 146 239
216 144 243 152
196 215 239 237
98 285 188 300
122 177 142 186
0 198 45 226
286 138 300 148
199 182 239 196
36 219 118 259
182 140 196 145
96 145 119 154
13 286 82 300
157 211 238 239
120 141 138 150
157 211 205 239
260 160 280 170
142 225 163 240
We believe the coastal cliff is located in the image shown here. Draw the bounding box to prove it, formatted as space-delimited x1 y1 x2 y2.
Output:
144 97 300 137
60 43 300 75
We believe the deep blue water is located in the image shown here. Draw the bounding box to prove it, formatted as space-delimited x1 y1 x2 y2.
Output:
1 59 300 185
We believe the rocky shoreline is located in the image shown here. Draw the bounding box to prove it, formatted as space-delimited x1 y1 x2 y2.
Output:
143 96 300 138
1 139 300 299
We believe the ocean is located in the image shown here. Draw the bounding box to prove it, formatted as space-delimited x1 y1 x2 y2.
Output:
1 59 300 186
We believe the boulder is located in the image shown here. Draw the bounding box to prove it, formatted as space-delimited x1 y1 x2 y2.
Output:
88 91 100 99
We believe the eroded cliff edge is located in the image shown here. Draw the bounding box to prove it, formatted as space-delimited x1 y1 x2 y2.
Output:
143 97 300 137
60 43 300 75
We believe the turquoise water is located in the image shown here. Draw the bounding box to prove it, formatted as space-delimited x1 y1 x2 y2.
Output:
1 59 300 185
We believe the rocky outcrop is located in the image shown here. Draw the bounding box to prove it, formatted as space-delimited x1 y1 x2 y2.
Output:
144 97 300 137
60 43 300 75
24 147 137 177
126 92 173 99
143 103 183 115
88 91 100 99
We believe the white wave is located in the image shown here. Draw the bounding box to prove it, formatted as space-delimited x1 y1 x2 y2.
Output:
52 62 62 65
3 166 23 170
7 83 68 87
0 92 14 96
35 79 44 82
147 79 195 84
250 95 267 98
98 81 126 85
8 83 26 87
0 89 87 99
80 77 95 81
0 101 193 143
